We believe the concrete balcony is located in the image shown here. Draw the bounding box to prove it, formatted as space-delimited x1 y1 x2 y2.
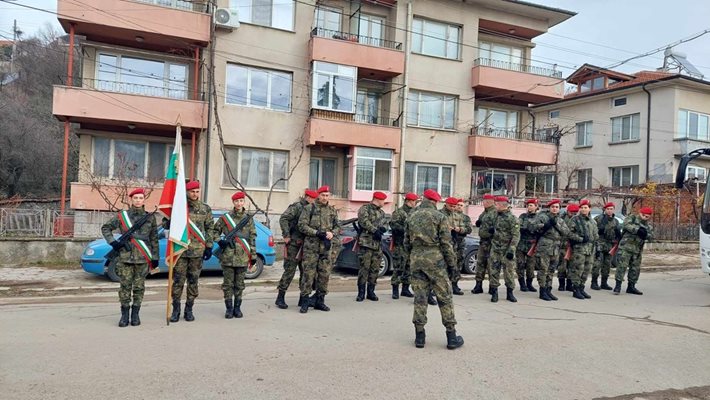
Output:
306 109 401 152
309 28 404 79
57 0 210 50
472 58 564 105
468 127 557 166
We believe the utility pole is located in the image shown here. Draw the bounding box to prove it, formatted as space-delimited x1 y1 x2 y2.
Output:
10 19 18 74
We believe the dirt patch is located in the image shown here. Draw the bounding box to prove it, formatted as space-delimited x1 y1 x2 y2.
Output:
594 385 710 400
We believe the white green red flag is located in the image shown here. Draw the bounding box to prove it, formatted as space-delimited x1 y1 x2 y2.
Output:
159 124 189 268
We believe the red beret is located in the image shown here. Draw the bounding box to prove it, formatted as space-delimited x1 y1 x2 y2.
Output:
128 188 144 197
445 197 459 205
639 207 653 215
494 196 509 203
304 189 318 199
457 198 466 204
603 202 615 209
423 189 441 202
546 199 560 207
526 198 539 205
404 193 419 201
567 204 580 213
317 185 330 194
373 191 387 200
186 181 200 190
482 194 495 200
231 191 245 201
579 199 591 207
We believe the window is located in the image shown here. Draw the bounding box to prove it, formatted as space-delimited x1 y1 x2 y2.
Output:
687 165 707 182
474 170 517 196
580 76 605 93
407 90 457 129
223 147 288 190
356 88 381 124
315 6 341 31
404 162 453 197
678 109 710 141
610 165 639 187
225 64 292 111
96 53 188 99
576 168 592 190
350 14 384 46
92 137 191 181
549 110 560 119
309 158 337 190
476 107 519 138
233 0 295 31
312 62 356 113
355 147 392 191
613 97 627 107
576 121 593 147
540 173 556 193
411 18 460 60
478 41 523 67
611 113 640 142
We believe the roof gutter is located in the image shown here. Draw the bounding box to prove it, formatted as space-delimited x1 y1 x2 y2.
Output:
642 83 652 182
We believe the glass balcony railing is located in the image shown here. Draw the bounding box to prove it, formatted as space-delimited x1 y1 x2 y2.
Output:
474 57 563 78
311 27 402 51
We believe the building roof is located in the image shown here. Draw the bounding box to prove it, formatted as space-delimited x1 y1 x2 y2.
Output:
566 63 635 84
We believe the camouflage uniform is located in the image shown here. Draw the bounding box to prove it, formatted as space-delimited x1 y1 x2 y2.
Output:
172 199 213 304
101 206 158 308
615 214 653 286
440 207 463 285
472 205 497 293
533 211 570 290
490 208 520 292
298 201 340 308
516 211 541 287
278 198 309 292
557 213 575 284
212 207 256 302
357 202 386 287
455 210 473 282
568 213 599 291
593 213 621 286
390 204 414 286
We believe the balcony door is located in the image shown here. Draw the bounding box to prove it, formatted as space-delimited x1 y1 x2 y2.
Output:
315 7 341 32
350 14 384 47
356 89 381 124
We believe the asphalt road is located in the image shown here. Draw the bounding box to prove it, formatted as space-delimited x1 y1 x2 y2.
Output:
1 269 709 400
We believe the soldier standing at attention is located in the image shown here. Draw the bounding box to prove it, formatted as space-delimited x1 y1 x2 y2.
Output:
472 194 496 295
298 186 340 313
517 198 541 293
558 203 578 292
169 181 214 323
533 199 570 301
454 199 473 295
212 191 256 319
101 188 158 327
592 202 620 291
489 196 520 303
567 199 598 300
276 189 318 309
441 197 464 295
390 192 418 299
614 207 654 295
405 189 463 350
356 191 388 302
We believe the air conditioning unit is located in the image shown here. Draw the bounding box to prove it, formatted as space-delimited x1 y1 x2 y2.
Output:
215 8 239 29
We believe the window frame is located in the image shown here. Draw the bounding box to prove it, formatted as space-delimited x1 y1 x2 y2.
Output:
549 110 560 119
225 63 292 112
404 162 454 198
610 165 639 187
686 165 707 183
232 0 296 31
474 170 517 196
575 121 593 147
350 13 385 46
309 157 338 191
411 17 461 60
311 61 357 113
91 137 188 182
95 52 189 99
678 109 710 141
576 168 593 190
476 106 520 138
354 147 392 192
612 97 627 107
222 146 290 191
407 90 457 130
611 113 641 143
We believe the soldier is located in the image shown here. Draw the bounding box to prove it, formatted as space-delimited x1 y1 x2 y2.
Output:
614 207 654 295
489 196 520 303
168 181 214 322
567 199 598 300
592 202 621 291
390 192 418 299
533 199 570 301
405 189 463 350
471 194 496 295
298 185 340 313
441 197 464 295
516 198 541 293
454 199 473 295
212 191 256 319
558 203 578 292
356 191 388 302
101 188 158 327
276 189 318 309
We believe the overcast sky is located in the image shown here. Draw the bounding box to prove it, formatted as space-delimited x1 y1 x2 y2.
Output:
1 0 709 78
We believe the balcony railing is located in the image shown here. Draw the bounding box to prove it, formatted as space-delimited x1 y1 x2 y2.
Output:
311 27 402 51
474 58 563 78
311 109 400 127
78 77 205 101
134 0 209 13
472 126 558 144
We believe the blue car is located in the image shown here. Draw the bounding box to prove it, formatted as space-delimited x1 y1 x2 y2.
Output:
81 213 276 282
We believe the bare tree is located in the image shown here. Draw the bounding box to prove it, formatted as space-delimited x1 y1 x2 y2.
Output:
80 155 159 212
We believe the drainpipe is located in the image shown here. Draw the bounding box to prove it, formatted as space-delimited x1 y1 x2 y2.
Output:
642 83 652 182
203 11 216 202
60 23 75 221
397 2 412 205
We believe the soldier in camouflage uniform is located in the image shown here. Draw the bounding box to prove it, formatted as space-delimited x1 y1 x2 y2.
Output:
614 207 654 295
101 188 158 327
276 189 317 309
472 194 496 295
356 191 388 302
592 202 621 291
489 196 520 303
169 181 214 322
558 203 578 292
390 193 418 299
441 197 464 295
212 191 256 319
298 185 340 313
567 199 599 300
454 199 473 295
405 189 464 350
516 198 542 293
533 199 570 301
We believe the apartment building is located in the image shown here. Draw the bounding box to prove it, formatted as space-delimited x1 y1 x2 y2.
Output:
532 64 710 191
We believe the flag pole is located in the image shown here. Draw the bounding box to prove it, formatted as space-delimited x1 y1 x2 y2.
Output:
166 259 173 326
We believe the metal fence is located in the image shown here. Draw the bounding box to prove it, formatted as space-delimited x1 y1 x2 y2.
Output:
652 223 698 241
0 208 114 238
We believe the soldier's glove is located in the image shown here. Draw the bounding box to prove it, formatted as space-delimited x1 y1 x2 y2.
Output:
218 239 229 249
373 230 383 241
582 232 590 243
637 227 648 240
543 218 555 231
450 230 458 240
110 241 124 252
151 260 159 269
598 227 604 235
316 231 327 240
505 251 515 260
162 217 171 229
475 220 481 227
202 247 213 260
488 227 495 235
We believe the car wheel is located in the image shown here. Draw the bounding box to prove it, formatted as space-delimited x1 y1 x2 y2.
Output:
378 254 391 277
245 256 264 280
462 249 477 274
106 259 120 282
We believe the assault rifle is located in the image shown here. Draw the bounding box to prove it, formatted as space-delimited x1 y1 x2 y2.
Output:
213 212 254 259
526 214 557 257
105 208 158 265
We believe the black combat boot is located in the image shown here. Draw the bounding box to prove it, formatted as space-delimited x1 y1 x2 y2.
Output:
415 328 426 348
392 284 400 299
518 277 528 292
626 283 643 295
184 301 195 321
118 306 130 328
452 282 464 296
308 295 316 308
356 284 366 302
130 305 141 326
427 290 438 305
506 287 517 303
539 286 552 301
446 330 464 350
299 296 309 313
400 284 414 298
566 279 574 292
590 275 600 290
580 285 591 299
314 295 330 311
558 278 566 291
613 279 622 295
224 299 234 319
573 285 585 300
366 284 379 301
169 301 181 323
600 276 613 290
490 287 498 303
471 280 483 294
275 290 288 309
547 286 558 301
233 299 243 318
526 278 537 293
